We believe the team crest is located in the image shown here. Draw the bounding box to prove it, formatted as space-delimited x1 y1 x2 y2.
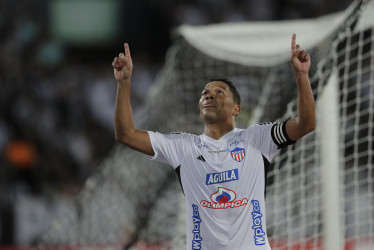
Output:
230 147 245 162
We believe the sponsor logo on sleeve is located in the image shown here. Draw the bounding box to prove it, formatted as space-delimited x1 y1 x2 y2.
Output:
200 187 248 209
206 168 239 185
251 200 266 245
192 204 202 249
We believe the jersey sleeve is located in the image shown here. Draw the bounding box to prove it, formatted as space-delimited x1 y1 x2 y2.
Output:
147 131 187 169
244 121 296 161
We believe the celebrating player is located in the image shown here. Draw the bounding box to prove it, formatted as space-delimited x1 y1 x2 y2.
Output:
112 34 315 249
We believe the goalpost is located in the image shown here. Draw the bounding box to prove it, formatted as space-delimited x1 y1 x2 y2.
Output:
319 69 342 250
36 0 374 249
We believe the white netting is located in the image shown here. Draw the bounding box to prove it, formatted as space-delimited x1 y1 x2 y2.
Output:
35 0 374 249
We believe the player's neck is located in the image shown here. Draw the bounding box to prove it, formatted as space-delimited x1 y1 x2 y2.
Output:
203 122 235 140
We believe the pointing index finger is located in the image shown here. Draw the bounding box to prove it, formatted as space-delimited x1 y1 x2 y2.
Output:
124 43 131 59
291 33 296 54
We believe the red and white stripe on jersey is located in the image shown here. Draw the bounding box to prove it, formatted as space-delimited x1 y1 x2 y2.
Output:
231 149 245 162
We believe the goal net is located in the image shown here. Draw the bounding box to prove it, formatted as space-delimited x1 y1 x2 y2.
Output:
36 0 374 249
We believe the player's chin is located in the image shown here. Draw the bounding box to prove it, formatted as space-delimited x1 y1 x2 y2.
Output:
200 111 217 122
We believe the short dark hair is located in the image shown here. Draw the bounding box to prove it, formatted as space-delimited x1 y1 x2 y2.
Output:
208 78 241 105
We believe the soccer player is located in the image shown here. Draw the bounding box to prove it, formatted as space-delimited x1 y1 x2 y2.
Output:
112 34 315 249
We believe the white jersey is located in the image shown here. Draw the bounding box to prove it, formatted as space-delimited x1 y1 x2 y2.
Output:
148 122 294 250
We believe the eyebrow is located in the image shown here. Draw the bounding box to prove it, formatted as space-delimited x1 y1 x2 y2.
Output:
202 85 228 92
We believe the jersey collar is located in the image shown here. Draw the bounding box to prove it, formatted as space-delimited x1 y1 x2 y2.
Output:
202 127 239 142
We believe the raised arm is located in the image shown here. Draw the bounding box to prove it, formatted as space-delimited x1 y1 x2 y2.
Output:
112 43 154 156
286 34 316 141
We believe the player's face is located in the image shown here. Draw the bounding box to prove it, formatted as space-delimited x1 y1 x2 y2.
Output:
199 81 240 123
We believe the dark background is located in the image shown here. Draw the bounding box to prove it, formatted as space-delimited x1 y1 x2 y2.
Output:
0 0 352 246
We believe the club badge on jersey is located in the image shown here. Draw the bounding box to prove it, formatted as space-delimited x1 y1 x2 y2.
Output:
230 147 245 162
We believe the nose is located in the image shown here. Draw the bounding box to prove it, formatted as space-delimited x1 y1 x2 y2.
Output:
205 93 214 100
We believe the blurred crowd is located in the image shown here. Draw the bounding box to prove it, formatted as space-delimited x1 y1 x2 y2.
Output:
0 0 351 246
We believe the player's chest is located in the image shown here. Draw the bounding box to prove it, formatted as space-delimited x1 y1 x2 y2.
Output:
196 139 248 163
183 140 266 209
187 139 265 185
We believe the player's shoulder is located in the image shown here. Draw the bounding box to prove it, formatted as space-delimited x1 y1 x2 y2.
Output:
173 132 201 148
246 122 278 131
170 132 198 137
149 131 195 140
244 122 282 139
258 122 276 126
169 132 199 141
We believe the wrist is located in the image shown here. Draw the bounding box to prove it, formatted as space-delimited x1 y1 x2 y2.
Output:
294 72 310 87
294 71 309 80
117 78 131 86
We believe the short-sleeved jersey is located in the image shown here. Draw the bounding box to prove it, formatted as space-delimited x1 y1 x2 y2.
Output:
148 122 294 250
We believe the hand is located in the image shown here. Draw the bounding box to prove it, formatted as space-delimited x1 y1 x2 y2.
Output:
290 34 310 74
112 43 133 83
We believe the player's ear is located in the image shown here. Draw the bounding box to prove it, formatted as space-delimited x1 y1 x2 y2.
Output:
233 104 241 116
